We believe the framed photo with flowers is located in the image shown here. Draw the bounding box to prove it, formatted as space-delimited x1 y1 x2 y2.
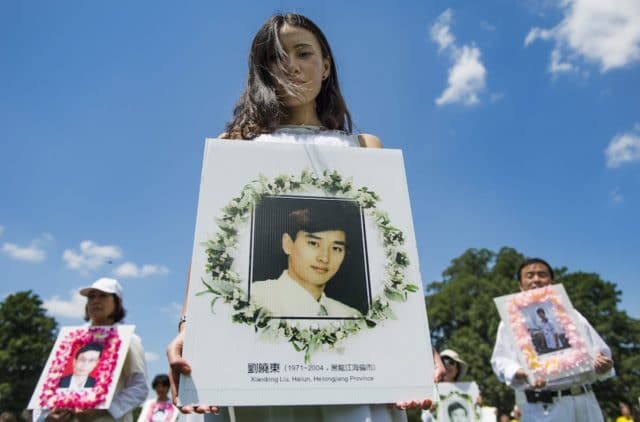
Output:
28 325 135 411
180 138 434 406
436 382 481 422
494 284 594 382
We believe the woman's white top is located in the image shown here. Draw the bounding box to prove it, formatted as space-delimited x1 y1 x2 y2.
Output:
189 126 407 422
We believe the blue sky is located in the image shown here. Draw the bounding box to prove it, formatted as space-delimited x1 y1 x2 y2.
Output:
2 1 639 389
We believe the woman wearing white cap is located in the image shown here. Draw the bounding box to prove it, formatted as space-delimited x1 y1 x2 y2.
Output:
439 349 468 383
43 277 149 422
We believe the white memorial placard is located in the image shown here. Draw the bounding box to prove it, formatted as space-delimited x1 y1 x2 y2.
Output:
436 382 481 422
28 325 135 410
494 284 594 382
180 139 433 406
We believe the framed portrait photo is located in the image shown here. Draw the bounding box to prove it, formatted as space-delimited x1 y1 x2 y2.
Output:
436 382 481 422
494 284 594 382
180 139 433 406
28 325 135 410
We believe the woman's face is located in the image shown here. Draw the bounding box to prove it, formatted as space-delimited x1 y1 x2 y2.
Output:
86 290 116 325
442 356 460 382
274 23 330 113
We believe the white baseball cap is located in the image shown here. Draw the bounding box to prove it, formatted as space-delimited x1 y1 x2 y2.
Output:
440 349 468 378
79 277 123 300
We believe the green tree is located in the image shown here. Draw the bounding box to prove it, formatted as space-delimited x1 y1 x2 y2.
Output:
424 247 640 418
0 291 57 414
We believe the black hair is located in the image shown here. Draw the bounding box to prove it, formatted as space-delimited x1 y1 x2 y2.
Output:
75 342 103 358
448 401 468 417
84 293 126 323
284 202 357 242
224 13 352 139
516 257 554 282
152 374 170 389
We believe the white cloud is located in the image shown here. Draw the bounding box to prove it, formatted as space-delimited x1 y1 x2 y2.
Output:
145 352 160 362
1 232 52 263
430 9 456 51
490 92 505 103
43 289 86 319
525 0 640 74
481 21 496 32
435 46 487 106
431 10 488 106
162 302 183 316
605 125 640 168
113 262 169 278
524 27 555 46
549 48 574 74
2 243 45 262
62 240 122 274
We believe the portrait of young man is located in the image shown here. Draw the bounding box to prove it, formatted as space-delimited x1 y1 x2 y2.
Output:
250 197 369 318
58 343 103 391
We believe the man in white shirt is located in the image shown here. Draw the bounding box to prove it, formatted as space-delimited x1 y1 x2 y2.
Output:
491 258 614 422
535 308 559 351
251 206 361 318
58 343 102 390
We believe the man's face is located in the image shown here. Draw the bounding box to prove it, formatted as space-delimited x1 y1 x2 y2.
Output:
73 350 100 376
450 407 469 422
519 263 552 291
283 230 346 289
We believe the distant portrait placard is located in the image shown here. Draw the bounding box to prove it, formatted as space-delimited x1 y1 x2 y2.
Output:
180 139 433 406
436 382 481 422
28 325 134 410
494 284 594 382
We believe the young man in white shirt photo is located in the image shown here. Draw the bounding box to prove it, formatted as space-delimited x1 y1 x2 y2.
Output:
251 204 362 318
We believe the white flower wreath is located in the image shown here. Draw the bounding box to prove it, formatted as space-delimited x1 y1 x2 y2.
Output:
199 168 418 362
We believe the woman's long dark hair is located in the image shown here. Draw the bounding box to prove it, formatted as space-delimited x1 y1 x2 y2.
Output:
224 13 352 140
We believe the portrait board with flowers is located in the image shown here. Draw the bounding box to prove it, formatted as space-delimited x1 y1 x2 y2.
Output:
179 139 434 406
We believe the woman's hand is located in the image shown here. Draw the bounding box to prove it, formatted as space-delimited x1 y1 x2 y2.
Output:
390 398 432 410
432 348 446 383
166 331 220 414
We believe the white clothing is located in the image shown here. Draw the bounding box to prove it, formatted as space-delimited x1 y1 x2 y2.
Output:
108 333 149 421
491 309 613 422
420 409 433 422
251 270 361 318
537 319 558 350
190 127 406 422
62 375 94 391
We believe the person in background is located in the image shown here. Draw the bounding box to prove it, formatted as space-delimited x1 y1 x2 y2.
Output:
439 349 468 383
137 374 177 422
422 349 474 422
616 402 634 422
42 277 149 422
491 258 614 422
509 405 520 421
0 412 17 422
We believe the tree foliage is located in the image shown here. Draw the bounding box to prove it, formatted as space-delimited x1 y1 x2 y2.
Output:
425 247 640 418
0 291 58 414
